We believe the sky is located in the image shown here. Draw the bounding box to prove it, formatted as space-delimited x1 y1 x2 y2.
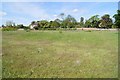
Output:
0 2 118 26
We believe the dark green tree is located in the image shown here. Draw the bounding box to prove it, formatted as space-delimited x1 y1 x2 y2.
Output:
99 14 113 28
113 10 120 28
31 21 36 25
2 24 5 28
54 19 62 24
63 15 77 28
88 15 100 28
17 24 24 28
38 20 49 29
79 17 84 27
51 21 60 29
59 13 65 20
84 20 91 28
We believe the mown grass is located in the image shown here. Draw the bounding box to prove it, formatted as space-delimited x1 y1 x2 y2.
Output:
2 30 118 78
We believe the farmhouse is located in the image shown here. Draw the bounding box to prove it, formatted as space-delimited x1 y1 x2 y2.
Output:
30 23 38 30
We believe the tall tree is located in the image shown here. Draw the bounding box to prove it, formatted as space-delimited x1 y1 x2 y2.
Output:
113 10 120 28
63 15 77 28
99 14 113 28
51 20 60 29
31 21 36 26
84 20 91 28
2 24 5 28
59 13 65 21
38 20 49 28
80 17 84 27
13 22 16 27
65 15 77 23
54 19 62 24
88 15 100 28
59 13 65 28
6 20 13 27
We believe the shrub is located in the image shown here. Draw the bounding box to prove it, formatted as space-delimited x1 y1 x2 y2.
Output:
112 25 117 28
56 28 60 31
2 27 17 31
25 29 30 32
72 28 77 30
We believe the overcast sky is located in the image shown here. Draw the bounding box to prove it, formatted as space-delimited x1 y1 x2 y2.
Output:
0 2 118 26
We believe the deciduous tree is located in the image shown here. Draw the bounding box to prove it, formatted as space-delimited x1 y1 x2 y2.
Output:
113 10 120 28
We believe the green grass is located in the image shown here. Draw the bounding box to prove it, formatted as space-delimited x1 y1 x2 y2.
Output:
0 31 2 79
2 30 118 78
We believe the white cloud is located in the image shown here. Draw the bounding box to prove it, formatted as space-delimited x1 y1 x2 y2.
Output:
73 9 78 12
60 8 88 15
73 9 88 14
2 3 63 25
103 12 110 14
0 11 7 16
8 3 50 20
53 15 57 17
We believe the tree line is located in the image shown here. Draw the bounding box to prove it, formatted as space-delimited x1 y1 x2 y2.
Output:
2 10 120 31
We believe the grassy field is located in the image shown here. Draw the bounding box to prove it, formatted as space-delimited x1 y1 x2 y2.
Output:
2 30 118 78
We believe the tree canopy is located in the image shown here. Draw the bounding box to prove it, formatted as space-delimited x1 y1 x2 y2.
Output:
113 10 120 28
2 10 120 30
